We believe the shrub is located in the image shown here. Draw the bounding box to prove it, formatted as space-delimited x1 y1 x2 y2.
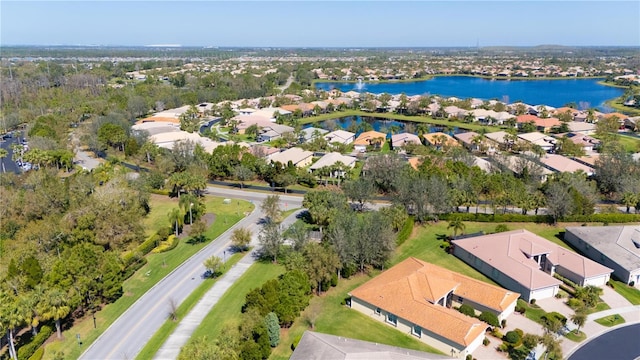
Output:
291 334 303 351
483 337 490 346
522 334 539 349
152 235 179 253
478 311 500 327
466 355 473 360
494 224 509 233
265 312 280 347
396 216 414 246
491 328 503 339
529 298 536 305
28 347 44 360
504 330 522 346
555 293 563 299
497 343 509 352
17 325 53 360
630 281 635 287
515 328 524 337
566 298 584 309
515 305 526 314
458 304 476 317
501 319 507 328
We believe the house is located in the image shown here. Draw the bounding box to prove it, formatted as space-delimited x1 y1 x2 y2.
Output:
562 133 600 153
299 127 328 143
353 131 387 152
290 331 454 360
517 132 556 153
539 154 594 176
566 121 596 135
249 144 280 158
256 124 295 142
453 131 491 153
349 257 520 359
423 132 460 149
564 226 640 288
309 152 357 177
324 130 356 145
452 229 613 302
484 131 512 147
443 106 468 119
268 147 313 168
491 154 553 182
516 115 561 133
391 132 422 149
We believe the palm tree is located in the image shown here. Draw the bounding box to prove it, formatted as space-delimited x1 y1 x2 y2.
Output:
447 217 465 238
571 307 588 334
621 192 637 214
0 148 7 173
39 287 70 339
167 208 184 236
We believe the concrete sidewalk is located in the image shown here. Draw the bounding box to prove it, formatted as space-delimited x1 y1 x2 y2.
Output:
153 252 257 359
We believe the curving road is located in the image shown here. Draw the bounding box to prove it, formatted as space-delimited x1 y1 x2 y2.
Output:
567 323 640 360
79 189 303 360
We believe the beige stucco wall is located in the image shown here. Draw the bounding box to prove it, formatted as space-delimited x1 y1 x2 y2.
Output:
296 155 313 168
350 297 484 359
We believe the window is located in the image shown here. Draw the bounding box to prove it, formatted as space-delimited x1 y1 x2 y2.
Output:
387 313 397 326
412 325 422 338
375 307 381 315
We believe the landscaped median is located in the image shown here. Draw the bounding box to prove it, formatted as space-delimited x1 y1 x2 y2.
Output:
41 195 254 360
594 314 625 327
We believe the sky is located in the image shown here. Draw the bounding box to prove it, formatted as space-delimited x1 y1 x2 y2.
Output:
2 1 639 47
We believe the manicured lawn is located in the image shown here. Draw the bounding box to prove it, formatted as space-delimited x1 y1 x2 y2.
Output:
594 314 625 327
586 301 611 315
42 195 254 360
135 252 245 359
517 299 548 325
592 133 640 153
564 330 586 342
270 273 443 360
609 279 640 305
187 262 285 342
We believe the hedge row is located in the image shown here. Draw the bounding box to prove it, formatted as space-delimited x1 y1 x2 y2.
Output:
396 216 414 246
439 212 640 224
152 235 179 253
17 325 53 360
121 233 160 267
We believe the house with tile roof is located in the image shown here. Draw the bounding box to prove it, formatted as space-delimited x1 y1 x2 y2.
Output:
516 115 561 133
268 147 313 168
290 331 454 360
565 226 640 288
353 131 387 152
324 130 356 145
423 132 460 150
539 154 594 176
452 229 613 302
309 152 357 177
349 257 519 359
391 132 422 149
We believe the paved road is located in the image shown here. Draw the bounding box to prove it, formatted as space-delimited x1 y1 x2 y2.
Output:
80 189 303 360
154 209 304 359
567 323 640 360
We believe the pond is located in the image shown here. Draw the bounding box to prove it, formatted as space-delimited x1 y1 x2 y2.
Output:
315 76 624 111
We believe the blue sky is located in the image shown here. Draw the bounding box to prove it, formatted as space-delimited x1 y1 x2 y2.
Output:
2 1 639 47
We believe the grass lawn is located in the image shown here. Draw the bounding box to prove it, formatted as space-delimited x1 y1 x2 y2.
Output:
187 262 285 343
564 330 587 342
609 279 640 305
517 299 548 325
586 301 611 315
42 195 254 360
592 133 640 153
270 274 443 360
135 252 245 359
594 314 625 327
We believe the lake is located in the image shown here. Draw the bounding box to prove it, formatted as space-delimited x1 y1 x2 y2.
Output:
315 76 624 111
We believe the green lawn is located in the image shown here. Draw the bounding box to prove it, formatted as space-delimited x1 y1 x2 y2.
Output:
592 134 640 153
516 299 548 325
135 252 245 359
586 301 611 315
564 330 586 342
270 274 443 360
187 262 286 342
609 279 640 305
42 195 254 360
594 314 625 327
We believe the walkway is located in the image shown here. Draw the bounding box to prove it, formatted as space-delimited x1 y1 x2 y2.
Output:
154 210 303 359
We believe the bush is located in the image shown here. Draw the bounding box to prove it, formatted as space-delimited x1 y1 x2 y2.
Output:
28 347 44 360
479 311 500 327
630 281 635 287
497 343 509 352
457 304 476 317
543 311 567 325
483 337 490 346
566 298 584 309
17 325 53 360
121 256 148 280
515 305 526 314
529 298 536 305
504 330 522 346
515 328 524 337
152 235 179 253
501 319 507 328
291 334 303 351
466 355 473 360
491 328 503 339
522 334 539 349
396 216 414 246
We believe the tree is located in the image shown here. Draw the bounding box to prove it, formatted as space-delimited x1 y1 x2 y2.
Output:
545 182 574 224
231 227 252 251
261 195 282 224
264 312 280 347
539 332 563 360
342 177 376 211
621 192 638 213
274 173 297 194
168 208 184 236
233 165 255 189
203 256 223 278
447 217 466 238
571 307 588 333
179 105 200 133
259 222 283 263
302 243 341 294
285 221 309 251
189 218 208 243
364 153 407 193
303 190 349 231
39 287 70 339
0 148 7 173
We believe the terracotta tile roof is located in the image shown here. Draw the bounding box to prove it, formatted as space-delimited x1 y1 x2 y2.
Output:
517 115 561 129
353 131 387 146
350 258 518 347
422 132 460 147
137 116 180 125
408 157 422 170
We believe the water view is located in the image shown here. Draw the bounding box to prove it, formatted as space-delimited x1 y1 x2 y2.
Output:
304 115 464 137
315 76 624 111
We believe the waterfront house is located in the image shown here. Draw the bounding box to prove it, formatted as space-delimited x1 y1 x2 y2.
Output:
452 229 613 302
324 130 356 145
353 130 387 152
349 257 519 359
423 132 459 150
391 132 422 150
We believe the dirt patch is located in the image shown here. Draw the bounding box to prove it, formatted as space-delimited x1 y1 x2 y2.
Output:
180 213 216 239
